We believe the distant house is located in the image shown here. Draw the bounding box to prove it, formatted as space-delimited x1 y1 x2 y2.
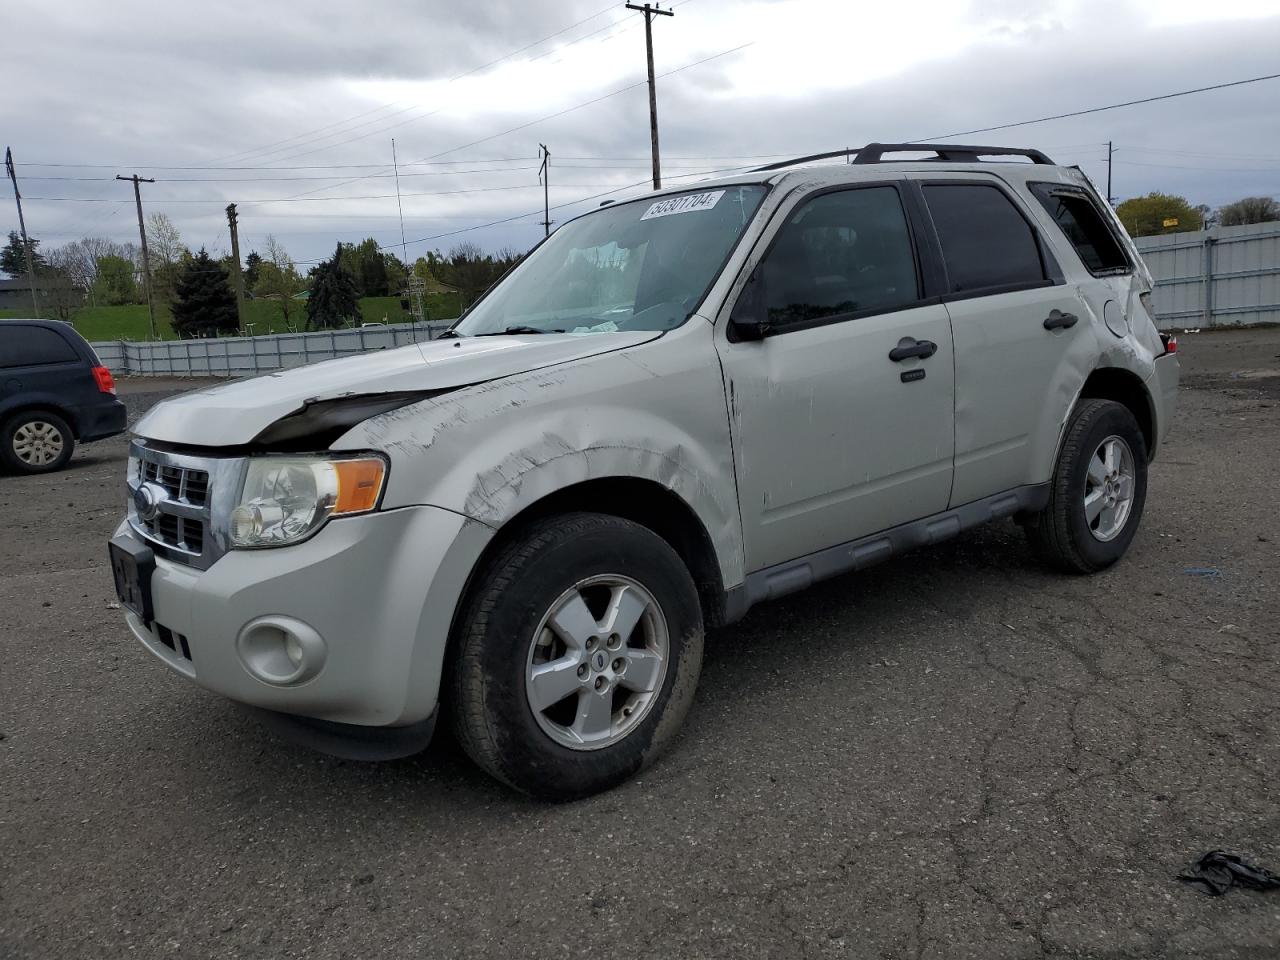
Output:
0 276 85 313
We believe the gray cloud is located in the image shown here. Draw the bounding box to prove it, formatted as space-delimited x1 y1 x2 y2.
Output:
4 1 1278 264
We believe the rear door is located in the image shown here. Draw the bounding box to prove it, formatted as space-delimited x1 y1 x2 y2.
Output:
913 176 1094 506
0 323 90 410
716 180 955 571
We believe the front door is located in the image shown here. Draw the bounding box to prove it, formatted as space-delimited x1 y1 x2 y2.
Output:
717 183 955 572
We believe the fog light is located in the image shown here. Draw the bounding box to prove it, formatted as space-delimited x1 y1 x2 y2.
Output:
236 616 326 686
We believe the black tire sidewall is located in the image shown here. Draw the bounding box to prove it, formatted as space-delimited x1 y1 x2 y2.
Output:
1 411 75 474
1061 403 1148 568
461 516 703 799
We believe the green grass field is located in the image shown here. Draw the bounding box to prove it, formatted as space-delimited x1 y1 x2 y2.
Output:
0 292 464 342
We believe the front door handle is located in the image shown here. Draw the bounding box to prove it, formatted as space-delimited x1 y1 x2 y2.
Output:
1043 309 1079 330
888 337 938 362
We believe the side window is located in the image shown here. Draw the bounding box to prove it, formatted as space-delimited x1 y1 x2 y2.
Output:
0 326 79 368
923 184 1047 294
1029 183 1130 275
761 186 920 331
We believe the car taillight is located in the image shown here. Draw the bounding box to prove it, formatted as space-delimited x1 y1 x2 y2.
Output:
92 365 116 394
1159 333 1178 355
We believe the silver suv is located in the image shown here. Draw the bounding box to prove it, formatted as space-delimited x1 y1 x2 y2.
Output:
109 142 1180 798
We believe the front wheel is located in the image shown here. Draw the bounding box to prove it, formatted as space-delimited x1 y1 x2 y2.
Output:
448 512 704 800
1026 398 1148 573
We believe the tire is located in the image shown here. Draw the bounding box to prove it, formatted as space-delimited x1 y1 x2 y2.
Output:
448 512 704 800
1 410 75 475
1026 398 1148 573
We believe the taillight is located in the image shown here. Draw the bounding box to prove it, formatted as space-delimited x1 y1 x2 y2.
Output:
1159 333 1178 355
92 365 116 394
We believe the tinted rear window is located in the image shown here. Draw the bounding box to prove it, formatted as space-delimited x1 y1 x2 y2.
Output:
923 183 1047 293
0 325 81 368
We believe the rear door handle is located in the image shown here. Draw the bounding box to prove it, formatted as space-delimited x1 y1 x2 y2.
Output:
888 337 938 362
1043 309 1079 330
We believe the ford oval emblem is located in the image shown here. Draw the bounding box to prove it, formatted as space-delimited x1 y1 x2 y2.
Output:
134 482 167 521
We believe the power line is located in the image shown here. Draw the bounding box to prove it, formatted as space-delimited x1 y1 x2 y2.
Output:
920 71 1280 141
208 4 620 167
289 40 753 206
23 183 631 205
14 153 791 171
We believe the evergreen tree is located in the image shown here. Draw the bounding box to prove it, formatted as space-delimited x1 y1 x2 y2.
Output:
1 230 46 278
306 244 360 330
171 248 239 336
244 250 263 289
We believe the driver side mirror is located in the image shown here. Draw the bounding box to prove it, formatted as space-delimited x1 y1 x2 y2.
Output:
729 266 769 341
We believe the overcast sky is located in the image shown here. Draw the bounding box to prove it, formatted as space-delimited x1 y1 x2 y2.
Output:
3 0 1278 266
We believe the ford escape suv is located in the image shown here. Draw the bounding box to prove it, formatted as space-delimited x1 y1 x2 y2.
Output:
110 142 1179 798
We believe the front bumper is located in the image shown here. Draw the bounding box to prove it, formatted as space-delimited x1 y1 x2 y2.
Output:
114 504 492 729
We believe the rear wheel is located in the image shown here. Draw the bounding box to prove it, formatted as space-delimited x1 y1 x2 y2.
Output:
448 512 704 800
1026 398 1147 573
1 411 75 474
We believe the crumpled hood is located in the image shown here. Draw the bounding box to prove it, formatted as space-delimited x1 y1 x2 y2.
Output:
134 331 661 447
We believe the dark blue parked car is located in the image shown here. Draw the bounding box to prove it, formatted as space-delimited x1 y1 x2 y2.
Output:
0 319 126 474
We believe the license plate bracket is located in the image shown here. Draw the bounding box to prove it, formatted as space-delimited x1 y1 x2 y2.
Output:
109 535 156 624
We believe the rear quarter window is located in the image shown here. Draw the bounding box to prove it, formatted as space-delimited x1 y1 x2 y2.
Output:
0 325 81 368
1029 183 1131 275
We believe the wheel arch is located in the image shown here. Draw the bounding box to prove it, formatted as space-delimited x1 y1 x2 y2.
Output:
450 477 728 637
1077 366 1156 459
0 400 80 439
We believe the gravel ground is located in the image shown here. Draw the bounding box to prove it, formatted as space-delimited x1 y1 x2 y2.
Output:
1 333 1278 959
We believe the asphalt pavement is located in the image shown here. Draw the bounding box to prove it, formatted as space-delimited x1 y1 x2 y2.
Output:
2 332 1278 959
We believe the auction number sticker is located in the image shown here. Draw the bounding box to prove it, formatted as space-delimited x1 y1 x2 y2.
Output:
640 190 725 220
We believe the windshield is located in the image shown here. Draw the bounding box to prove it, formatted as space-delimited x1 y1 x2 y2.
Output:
453 184 767 336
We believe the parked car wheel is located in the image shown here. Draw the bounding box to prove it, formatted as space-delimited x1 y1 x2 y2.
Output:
1 410 75 475
1026 398 1148 573
449 512 704 800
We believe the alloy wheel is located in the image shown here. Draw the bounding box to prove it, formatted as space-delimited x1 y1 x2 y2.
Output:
525 574 669 751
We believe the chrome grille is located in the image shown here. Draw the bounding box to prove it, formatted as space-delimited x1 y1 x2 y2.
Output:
126 441 241 570
139 459 210 507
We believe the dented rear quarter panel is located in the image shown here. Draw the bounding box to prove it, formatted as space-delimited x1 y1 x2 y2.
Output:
333 321 746 589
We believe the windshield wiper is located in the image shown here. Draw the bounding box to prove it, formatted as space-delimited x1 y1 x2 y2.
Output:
475 325 565 337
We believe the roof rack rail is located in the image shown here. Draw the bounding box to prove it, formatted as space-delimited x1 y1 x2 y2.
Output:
751 142 1055 172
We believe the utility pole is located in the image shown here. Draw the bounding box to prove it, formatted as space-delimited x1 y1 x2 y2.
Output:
538 144 552 237
5 147 40 316
116 174 158 341
625 2 674 190
391 138 408 267
1106 141 1116 206
225 203 246 333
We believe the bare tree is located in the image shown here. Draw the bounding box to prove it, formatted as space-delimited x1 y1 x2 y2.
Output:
146 213 187 302
1218 196 1280 227
253 234 304 325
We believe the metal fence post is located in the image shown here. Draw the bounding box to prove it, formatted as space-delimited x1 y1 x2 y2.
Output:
1202 234 1216 328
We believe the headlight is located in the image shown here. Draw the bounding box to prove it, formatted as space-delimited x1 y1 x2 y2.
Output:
229 455 387 548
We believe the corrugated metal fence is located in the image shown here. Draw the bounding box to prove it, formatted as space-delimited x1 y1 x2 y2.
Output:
93 319 453 376
1135 221 1280 329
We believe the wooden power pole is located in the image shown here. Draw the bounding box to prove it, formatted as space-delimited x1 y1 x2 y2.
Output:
225 203 246 333
625 2 674 190
5 147 41 316
116 174 158 341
